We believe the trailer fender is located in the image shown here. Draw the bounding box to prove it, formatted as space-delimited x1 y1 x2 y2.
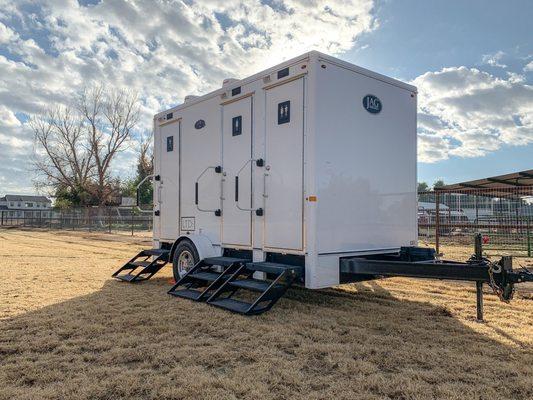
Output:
170 234 218 262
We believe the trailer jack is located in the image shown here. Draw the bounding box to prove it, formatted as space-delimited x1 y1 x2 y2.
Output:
340 234 533 322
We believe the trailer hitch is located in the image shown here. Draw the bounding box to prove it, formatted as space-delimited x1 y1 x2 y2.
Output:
478 256 533 302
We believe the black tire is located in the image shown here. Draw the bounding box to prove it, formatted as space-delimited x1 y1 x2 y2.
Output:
172 240 200 281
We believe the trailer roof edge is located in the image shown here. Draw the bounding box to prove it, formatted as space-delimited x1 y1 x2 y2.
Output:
154 52 313 119
316 52 417 93
154 51 417 119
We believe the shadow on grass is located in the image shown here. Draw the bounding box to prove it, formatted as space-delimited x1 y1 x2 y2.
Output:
0 277 531 400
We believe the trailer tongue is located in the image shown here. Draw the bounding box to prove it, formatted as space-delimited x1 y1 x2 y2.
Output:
340 234 533 321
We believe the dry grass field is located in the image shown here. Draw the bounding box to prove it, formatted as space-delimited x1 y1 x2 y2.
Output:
0 229 532 400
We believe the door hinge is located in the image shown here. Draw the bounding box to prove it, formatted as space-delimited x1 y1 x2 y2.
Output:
255 208 263 216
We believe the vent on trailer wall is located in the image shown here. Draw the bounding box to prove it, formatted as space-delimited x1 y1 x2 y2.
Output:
222 78 238 87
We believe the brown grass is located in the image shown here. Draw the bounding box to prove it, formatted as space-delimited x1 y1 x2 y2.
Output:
0 229 532 400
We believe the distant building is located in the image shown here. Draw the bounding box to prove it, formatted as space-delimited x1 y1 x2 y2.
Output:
418 201 449 211
0 194 53 218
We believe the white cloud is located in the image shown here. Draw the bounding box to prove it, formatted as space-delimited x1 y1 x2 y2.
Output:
525 61 533 72
0 104 20 127
0 0 377 192
482 50 507 68
0 21 16 43
414 66 533 162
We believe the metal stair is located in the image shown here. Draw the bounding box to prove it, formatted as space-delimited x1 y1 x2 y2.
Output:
167 257 250 301
112 249 169 282
207 262 303 315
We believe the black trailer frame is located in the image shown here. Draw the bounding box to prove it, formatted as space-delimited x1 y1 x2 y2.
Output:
340 234 533 321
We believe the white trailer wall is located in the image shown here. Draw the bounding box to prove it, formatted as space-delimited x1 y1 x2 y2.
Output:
309 57 417 287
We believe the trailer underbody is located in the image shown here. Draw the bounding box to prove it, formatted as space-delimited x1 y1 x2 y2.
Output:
113 235 532 319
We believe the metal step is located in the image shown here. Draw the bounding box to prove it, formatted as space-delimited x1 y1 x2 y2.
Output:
118 264 136 271
209 298 258 314
114 273 150 282
245 262 303 276
142 249 169 257
167 260 243 302
130 260 151 267
229 278 284 292
203 256 250 267
112 249 169 283
189 271 222 282
168 288 203 301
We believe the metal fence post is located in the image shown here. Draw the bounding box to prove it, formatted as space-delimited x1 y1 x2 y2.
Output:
435 191 440 254
526 218 531 257
131 206 134 236
476 281 484 322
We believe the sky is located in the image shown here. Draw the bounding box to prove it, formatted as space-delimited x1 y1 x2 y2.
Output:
0 0 532 194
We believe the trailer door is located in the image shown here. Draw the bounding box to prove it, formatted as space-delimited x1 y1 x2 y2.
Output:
157 120 180 240
222 96 253 247
264 78 304 251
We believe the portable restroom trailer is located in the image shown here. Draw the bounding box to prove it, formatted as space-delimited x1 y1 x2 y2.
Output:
114 51 418 314
114 51 533 318
111 50 533 318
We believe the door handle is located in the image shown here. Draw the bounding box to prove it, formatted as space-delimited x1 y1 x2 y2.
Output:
157 185 163 205
235 176 239 202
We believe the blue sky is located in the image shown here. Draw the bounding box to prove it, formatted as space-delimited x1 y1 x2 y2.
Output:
342 0 533 185
0 0 531 193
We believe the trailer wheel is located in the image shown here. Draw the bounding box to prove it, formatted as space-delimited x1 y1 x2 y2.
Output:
172 240 199 281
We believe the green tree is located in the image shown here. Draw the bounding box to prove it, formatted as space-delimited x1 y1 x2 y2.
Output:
135 133 154 206
433 179 445 190
418 182 429 193
53 184 93 209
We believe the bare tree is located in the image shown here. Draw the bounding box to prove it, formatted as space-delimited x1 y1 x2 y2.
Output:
31 86 140 206
31 106 94 196
78 86 140 205
138 129 154 178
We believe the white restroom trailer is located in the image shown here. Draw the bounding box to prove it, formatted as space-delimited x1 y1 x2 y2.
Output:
153 51 417 290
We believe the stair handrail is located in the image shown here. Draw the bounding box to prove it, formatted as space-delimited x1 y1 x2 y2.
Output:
234 158 264 212
195 166 222 214
135 174 155 214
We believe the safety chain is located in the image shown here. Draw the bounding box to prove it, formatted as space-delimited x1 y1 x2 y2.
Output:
486 259 513 303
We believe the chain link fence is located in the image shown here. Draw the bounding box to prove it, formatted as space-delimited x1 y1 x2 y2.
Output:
3 191 533 257
0 206 153 235
418 187 533 257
